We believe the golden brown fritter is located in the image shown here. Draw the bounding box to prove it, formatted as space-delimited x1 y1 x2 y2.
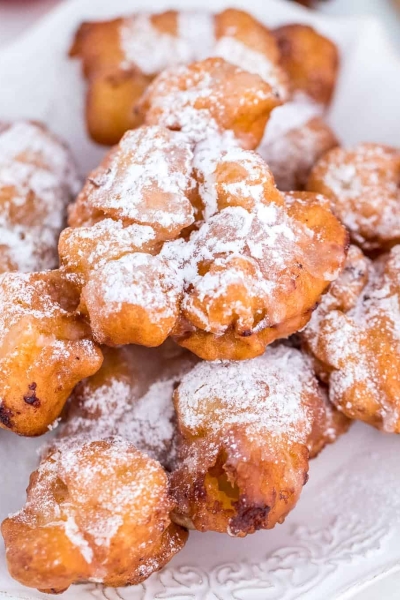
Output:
59 121 347 360
0 269 102 436
273 24 339 107
303 244 400 432
138 57 282 149
70 9 288 145
2 439 187 594
0 121 79 273
307 143 400 252
1 343 195 593
170 344 349 535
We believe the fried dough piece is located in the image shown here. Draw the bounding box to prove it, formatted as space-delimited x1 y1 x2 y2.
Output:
2 439 187 594
2 343 193 593
0 270 102 436
0 121 80 273
138 57 281 149
70 9 288 145
303 244 400 432
273 24 339 107
59 125 348 359
171 344 349 535
258 102 338 190
307 143 400 252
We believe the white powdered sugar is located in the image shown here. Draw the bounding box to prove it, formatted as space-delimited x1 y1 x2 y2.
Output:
257 101 334 191
64 515 94 563
61 377 177 464
176 345 318 443
214 36 288 99
305 245 400 431
87 127 195 234
178 12 216 60
0 272 64 342
119 11 288 98
260 100 322 145
313 144 400 248
93 253 182 324
56 345 197 465
0 121 80 195
0 121 80 272
120 12 215 75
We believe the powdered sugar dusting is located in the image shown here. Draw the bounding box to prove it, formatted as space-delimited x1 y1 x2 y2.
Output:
120 12 215 75
304 245 400 431
56 345 197 466
176 345 320 443
0 121 80 272
214 36 288 99
0 272 69 343
85 127 194 236
309 143 400 249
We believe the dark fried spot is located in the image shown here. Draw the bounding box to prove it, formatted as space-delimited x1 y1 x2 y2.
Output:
230 496 271 534
0 404 14 428
240 330 253 338
303 472 310 486
23 382 41 408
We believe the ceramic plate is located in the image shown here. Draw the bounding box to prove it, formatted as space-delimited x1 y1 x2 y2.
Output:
0 1 400 598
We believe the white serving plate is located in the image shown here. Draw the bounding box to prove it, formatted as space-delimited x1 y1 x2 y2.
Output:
0 1 400 599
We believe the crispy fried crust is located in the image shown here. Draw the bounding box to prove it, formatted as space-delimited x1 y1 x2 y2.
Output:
302 244 400 432
59 119 347 359
307 143 400 252
273 24 339 106
2 439 187 593
170 345 349 535
0 270 103 436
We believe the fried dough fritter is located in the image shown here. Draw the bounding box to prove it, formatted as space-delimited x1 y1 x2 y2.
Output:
1 340 348 592
273 23 339 107
2 343 195 593
138 57 282 149
303 244 400 432
170 344 349 536
307 143 400 252
59 119 347 360
70 9 288 145
2 438 187 594
0 270 102 436
0 121 80 273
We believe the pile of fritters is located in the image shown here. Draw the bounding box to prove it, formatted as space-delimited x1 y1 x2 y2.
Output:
1 6 399 596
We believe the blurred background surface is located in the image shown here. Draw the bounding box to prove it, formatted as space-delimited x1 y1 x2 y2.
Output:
0 0 399 50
